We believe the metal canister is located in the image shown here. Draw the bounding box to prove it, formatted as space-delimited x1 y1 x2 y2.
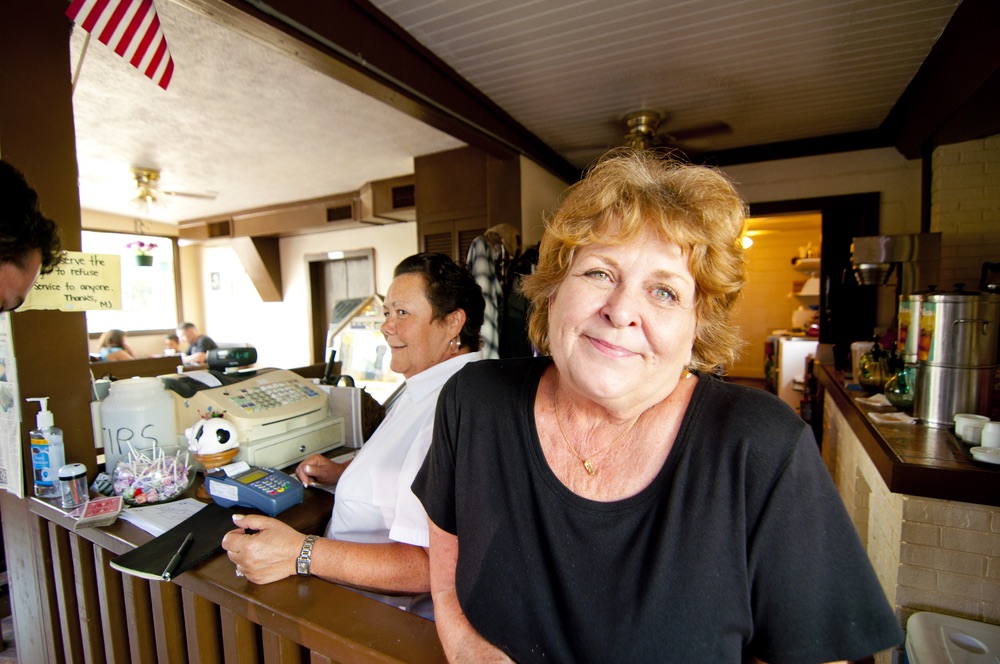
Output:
916 288 999 367
914 287 999 427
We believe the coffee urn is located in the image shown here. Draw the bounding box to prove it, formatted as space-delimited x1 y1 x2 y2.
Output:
914 286 1000 427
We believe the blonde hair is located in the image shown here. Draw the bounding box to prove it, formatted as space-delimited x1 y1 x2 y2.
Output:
520 149 749 373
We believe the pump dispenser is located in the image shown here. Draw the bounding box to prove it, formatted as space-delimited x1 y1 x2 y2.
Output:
27 397 65 498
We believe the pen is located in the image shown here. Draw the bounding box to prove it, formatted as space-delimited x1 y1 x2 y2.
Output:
162 532 194 581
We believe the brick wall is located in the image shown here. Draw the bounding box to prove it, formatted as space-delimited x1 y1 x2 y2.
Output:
931 136 1000 290
823 392 1000 664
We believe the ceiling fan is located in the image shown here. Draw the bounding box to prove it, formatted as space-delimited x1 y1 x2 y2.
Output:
131 167 217 208
619 109 732 151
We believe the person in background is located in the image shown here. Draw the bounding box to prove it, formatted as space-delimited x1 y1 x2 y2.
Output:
413 150 903 662
96 328 134 361
222 253 485 619
164 333 180 355
0 160 62 313
176 321 217 365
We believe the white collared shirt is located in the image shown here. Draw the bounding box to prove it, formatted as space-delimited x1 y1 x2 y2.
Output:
326 351 482 547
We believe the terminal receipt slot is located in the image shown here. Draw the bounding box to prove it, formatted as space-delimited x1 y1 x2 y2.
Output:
162 368 344 469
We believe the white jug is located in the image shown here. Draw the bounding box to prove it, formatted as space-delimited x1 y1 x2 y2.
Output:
100 377 177 472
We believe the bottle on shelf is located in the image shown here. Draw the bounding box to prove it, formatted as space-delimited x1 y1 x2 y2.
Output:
27 397 65 499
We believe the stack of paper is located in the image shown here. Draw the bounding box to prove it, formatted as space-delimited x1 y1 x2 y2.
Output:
118 497 208 536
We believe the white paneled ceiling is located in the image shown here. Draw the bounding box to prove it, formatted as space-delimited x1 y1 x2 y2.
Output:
371 0 961 156
69 0 963 224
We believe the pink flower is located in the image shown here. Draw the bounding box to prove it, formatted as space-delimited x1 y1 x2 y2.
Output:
126 240 158 255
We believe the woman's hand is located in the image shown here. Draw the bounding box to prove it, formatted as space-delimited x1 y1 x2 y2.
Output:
221 514 307 584
294 454 347 487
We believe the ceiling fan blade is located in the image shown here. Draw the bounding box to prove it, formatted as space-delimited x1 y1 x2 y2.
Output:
663 121 733 143
160 189 217 200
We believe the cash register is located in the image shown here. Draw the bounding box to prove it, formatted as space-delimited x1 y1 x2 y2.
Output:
160 347 344 469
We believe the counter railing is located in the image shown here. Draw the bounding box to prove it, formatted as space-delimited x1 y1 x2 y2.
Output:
25 489 446 663
816 363 999 507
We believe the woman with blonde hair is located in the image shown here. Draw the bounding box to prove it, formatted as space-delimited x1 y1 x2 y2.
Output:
414 149 902 662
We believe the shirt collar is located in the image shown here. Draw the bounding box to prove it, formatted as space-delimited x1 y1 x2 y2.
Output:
403 351 483 403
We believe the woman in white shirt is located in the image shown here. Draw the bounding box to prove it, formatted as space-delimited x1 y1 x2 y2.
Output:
222 253 485 617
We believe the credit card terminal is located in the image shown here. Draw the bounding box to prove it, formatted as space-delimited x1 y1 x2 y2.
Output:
206 462 304 516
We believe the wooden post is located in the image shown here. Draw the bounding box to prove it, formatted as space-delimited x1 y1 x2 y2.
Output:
0 1 94 661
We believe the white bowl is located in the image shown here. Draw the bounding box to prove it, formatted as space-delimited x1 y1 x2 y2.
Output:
954 413 989 444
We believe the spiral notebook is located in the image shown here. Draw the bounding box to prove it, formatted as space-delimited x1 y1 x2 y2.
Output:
110 502 237 581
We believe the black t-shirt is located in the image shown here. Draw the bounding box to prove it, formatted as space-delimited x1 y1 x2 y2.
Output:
413 357 903 663
186 334 217 356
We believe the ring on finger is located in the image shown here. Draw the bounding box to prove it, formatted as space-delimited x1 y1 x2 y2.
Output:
235 566 244 578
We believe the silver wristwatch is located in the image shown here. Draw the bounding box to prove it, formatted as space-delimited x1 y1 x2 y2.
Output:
296 535 318 576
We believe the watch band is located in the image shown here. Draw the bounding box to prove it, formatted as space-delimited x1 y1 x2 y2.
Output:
296 535 318 576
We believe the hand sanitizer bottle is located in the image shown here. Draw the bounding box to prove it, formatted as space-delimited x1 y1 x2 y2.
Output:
27 397 65 499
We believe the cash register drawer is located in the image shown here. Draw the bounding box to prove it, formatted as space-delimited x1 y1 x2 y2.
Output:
238 416 345 470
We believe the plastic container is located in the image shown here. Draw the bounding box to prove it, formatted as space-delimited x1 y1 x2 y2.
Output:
26 397 65 499
100 377 177 473
905 611 1000 663
59 463 88 509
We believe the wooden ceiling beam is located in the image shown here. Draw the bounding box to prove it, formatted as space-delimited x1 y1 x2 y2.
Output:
882 0 1000 159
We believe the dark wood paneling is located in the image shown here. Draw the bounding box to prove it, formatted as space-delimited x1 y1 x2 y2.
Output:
416 147 489 224
50 522 84 662
123 575 157 664
90 355 183 380
94 547 131 664
151 580 188 663
70 534 106 662
221 606 263 664
184 589 223 664
262 628 301 664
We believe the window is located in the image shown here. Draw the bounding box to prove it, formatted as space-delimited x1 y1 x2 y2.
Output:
81 231 178 333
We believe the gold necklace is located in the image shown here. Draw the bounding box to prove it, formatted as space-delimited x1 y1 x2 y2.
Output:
552 390 641 476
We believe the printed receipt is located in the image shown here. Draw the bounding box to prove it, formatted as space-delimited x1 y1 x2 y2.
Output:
118 497 207 536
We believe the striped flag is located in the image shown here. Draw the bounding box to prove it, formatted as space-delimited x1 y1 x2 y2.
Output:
66 0 175 90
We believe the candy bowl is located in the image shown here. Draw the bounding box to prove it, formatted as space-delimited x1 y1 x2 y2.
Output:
112 445 193 506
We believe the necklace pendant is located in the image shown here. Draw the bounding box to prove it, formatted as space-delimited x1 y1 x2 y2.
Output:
583 459 595 476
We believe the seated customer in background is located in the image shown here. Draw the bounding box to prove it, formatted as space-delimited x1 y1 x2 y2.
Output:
96 328 134 361
176 321 217 365
222 252 485 619
164 333 180 355
0 160 62 313
413 149 903 662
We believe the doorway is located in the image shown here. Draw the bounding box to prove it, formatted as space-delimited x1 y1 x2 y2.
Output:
751 193 881 372
307 249 375 363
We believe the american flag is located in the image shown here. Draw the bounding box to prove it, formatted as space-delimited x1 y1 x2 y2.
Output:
66 0 175 90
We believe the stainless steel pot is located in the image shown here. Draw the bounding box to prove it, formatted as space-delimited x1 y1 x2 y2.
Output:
917 289 999 366
914 364 995 428
913 288 999 426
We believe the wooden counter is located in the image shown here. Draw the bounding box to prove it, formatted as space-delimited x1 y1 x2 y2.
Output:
24 488 445 663
817 364 999 507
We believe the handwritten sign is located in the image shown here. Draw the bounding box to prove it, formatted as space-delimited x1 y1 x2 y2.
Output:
20 251 121 312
